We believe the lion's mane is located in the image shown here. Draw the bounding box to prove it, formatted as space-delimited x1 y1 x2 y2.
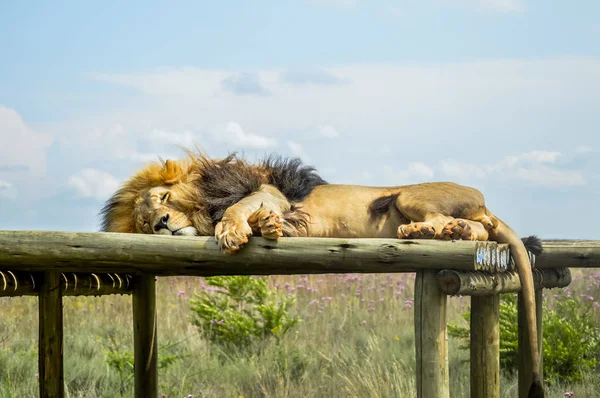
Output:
100 152 327 235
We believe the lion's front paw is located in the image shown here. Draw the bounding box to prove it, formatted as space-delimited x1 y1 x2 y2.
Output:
215 219 253 254
441 219 475 241
258 211 283 240
397 222 436 239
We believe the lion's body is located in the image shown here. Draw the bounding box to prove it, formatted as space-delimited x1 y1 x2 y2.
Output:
291 183 487 238
101 151 544 398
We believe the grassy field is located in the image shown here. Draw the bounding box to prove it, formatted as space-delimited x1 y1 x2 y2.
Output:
0 270 599 398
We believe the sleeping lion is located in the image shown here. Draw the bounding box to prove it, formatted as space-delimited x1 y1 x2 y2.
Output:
101 151 544 398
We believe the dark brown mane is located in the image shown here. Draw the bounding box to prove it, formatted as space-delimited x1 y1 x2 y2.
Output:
194 154 266 224
261 155 328 202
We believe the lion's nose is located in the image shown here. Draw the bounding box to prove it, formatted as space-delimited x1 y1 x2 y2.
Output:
153 214 170 231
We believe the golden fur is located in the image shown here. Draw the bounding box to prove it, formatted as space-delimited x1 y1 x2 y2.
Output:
102 151 544 398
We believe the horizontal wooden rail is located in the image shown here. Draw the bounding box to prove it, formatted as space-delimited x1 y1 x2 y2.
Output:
0 271 134 297
2 231 594 276
437 268 571 296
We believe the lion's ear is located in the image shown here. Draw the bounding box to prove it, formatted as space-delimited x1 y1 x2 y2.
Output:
161 160 183 184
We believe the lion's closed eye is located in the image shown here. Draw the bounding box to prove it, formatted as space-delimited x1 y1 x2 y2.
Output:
160 192 170 203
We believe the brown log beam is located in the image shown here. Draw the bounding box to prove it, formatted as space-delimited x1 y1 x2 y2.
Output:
38 271 64 398
470 295 500 398
536 240 600 268
414 270 449 398
0 231 515 276
133 274 158 398
436 268 571 296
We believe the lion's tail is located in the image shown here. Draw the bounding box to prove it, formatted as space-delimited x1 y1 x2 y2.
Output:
486 215 545 398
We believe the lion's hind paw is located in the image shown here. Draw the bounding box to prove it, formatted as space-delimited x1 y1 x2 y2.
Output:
441 219 476 241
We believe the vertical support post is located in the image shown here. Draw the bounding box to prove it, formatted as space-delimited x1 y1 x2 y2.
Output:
518 289 543 398
414 270 449 398
133 274 158 398
39 271 64 398
470 294 500 398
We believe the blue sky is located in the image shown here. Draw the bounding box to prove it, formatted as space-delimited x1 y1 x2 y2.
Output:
1 0 599 238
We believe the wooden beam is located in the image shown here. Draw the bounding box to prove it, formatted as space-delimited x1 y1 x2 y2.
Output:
536 240 600 268
436 268 571 296
0 231 515 275
38 271 64 398
133 274 158 398
414 270 449 398
0 271 134 297
518 289 543 398
470 295 500 398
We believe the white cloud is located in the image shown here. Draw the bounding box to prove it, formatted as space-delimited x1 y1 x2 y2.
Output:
519 151 560 164
149 129 201 148
440 150 586 187
378 162 436 186
221 72 270 96
0 105 53 176
318 124 340 138
516 167 585 187
576 145 595 153
68 169 120 201
213 122 276 149
407 162 434 179
0 180 16 200
287 141 311 163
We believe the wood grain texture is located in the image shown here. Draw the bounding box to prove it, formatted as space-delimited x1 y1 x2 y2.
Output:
38 272 64 398
437 268 571 296
133 274 158 398
470 295 500 398
0 231 517 275
414 270 449 398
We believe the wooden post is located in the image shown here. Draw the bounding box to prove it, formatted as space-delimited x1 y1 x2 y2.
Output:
470 295 500 398
38 271 64 398
518 289 543 398
414 270 449 398
133 274 158 398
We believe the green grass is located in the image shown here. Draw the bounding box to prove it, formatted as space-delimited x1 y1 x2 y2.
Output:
1 271 599 397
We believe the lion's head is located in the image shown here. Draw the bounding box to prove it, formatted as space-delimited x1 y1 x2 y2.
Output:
100 157 214 237
100 152 270 237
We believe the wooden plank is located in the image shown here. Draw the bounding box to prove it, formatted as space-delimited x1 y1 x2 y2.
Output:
0 231 509 275
0 271 134 297
518 289 543 398
470 295 500 398
38 271 64 398
536 240 600 268
133 274 158 398
437 268 571 296
414 270 449 398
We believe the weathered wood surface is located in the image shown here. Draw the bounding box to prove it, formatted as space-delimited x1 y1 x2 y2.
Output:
470 295 500 398
414 270 449 398
437 268 571 296
536 240 600 268
133 274 158 398
0 231 522 276
39 272 64 398
518 290 544 398
0 271 134 297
